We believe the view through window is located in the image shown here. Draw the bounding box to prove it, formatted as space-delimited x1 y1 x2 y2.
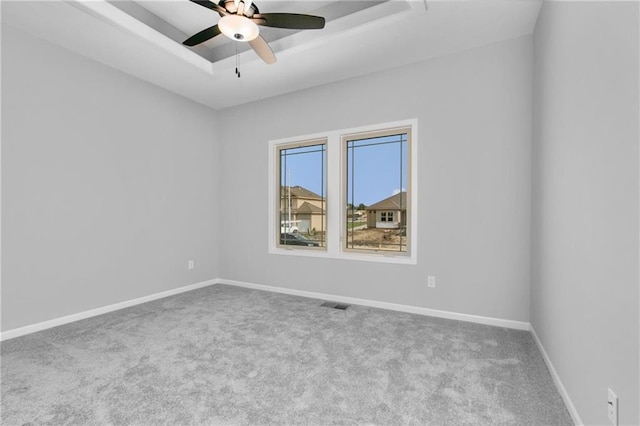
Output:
278 142 326 248
345 131 409 252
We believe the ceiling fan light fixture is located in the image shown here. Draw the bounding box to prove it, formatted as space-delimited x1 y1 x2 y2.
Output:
218 15 259 42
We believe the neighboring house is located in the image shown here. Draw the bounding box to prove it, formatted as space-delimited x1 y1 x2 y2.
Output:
280 186 326 233
366 192 407 229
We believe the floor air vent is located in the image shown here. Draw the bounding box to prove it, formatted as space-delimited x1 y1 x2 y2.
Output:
321 301 350 310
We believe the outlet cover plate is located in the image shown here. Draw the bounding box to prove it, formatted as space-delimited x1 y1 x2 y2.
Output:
608 388 618 425
427 276 436 288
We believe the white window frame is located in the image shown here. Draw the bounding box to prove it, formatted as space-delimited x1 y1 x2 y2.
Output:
268 119 418 265
275 138 327 251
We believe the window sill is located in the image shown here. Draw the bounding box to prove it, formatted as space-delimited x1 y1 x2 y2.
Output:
268 246 416 265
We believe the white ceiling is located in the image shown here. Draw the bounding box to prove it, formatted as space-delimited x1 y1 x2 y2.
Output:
1 0 542 110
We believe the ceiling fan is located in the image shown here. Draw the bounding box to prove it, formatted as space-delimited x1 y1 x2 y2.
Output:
183 0 326 65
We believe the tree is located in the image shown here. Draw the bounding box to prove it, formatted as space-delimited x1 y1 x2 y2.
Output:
357 203 367 211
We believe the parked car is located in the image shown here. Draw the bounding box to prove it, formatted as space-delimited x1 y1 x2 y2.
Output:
280 233 320 247
280 221 299 233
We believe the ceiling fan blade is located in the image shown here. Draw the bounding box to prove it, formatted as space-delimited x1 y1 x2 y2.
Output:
249 35 276 64
188 0 228 16
183 25 222 46
253 13 325 30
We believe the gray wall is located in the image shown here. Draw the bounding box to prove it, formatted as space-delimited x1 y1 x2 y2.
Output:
1 25 219 331
531 2 639 425
4 6 638 423
218 36 534 323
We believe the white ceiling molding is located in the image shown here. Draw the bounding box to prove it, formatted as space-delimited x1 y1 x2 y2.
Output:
67 0 213 74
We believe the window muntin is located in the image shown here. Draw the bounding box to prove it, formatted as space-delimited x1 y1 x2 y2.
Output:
345 129 409 253
381 211 394 222
277 141 326 249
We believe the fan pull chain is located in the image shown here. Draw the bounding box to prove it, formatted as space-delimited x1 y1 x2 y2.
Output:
235 43 241 78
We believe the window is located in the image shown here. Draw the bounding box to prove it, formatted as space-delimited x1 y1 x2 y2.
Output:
345 129 410 253
276 140 326 248
268 119 417 264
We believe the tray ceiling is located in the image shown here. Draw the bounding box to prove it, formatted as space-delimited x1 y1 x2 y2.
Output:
1 0 542 110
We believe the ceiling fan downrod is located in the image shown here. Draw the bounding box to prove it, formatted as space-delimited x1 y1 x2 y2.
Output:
235 43 241 78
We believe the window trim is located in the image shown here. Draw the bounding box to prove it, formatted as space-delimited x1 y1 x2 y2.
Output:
268 119 418 265
275 138 327 251
342 126 412 256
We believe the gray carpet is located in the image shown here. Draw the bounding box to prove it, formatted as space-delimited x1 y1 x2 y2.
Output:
1 284 572 425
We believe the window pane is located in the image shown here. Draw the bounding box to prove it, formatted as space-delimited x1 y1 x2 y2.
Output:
279 142 326 248
346 133 408 252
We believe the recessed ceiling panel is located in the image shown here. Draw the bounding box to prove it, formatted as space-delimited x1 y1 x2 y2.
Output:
125 0 387 61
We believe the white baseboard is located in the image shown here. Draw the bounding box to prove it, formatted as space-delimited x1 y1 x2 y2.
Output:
530 326 582 426
0 279 217 342
215 278 530 331
0 276 531 337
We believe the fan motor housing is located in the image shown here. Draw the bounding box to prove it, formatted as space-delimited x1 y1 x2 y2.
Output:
221 0 259 17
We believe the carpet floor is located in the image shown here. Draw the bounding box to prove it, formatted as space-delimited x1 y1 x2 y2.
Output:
1 284 572 425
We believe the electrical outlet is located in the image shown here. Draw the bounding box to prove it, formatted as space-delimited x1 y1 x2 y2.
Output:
607 388 618 425
427 276 436 288
188 260 195 270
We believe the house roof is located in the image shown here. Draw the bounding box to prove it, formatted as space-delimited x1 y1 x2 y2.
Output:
367 192 407 211
281 186 323 200
295 202 324 214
